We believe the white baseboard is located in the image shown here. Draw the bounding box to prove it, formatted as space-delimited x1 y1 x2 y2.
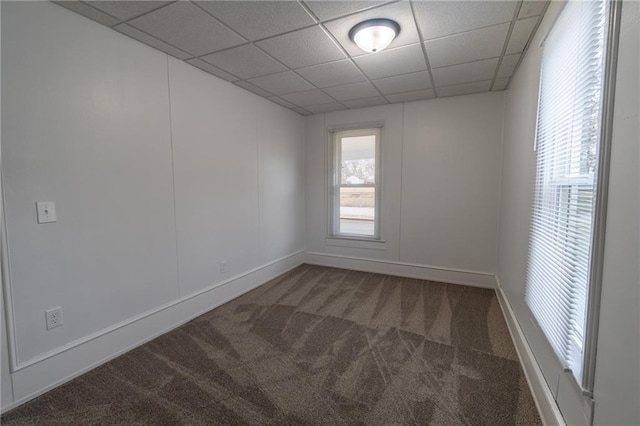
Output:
304 252 497 288
494 283 566 426
2 251 304 414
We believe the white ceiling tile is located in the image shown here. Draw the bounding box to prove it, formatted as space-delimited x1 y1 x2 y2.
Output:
519 1 548 19
296 60 365 88
506 16 539 54
426 23 509 68
195 1 315 41
413 1 517 40
354 44 426 80
323 81 380 101
234 80 274 97
247 71 315 95
185 58 239 81
343 96 388 109
324 2 420 57
372 71 431 95
385 89 435 103
256 26 345 68
54 1 120 26
200 44 286 80
304 1 385 21
88 1 170 21
114 24 193 60
267 96 297 109
437 80 492 98
305 102 347 114
497 54 521 78
280 89 335 106
492 77 510 91
128 2 246 56
292 107 312 115
432 58 499 87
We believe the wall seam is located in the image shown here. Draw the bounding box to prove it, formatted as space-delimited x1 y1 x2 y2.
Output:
165 56 182 299
255 98 262 262
494 93 508 281
397 102 405 262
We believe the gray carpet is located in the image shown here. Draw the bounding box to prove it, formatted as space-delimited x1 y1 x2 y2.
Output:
1 264 541 425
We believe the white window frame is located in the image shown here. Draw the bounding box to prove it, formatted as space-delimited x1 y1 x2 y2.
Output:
328 127 382 241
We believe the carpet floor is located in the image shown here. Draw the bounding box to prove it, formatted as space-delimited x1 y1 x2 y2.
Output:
2 264 541 425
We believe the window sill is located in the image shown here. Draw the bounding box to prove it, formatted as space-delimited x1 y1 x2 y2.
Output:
325 235 387 250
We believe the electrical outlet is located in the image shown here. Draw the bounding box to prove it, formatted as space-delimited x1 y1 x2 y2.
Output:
220 260 227 274
45 307 63 330
36 201 57 224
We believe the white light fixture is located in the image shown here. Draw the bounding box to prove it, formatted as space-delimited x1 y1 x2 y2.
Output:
349 19 400 53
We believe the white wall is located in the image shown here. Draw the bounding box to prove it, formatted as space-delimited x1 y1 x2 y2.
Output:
592 1 640 424
304 93 504 287
1 1 303 411
0 0 14 411
497 1 640 424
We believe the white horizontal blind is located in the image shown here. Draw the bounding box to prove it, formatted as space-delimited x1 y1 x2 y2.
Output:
526 0 608 383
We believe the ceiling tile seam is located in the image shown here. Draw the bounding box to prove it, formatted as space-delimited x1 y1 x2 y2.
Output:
297 1 390 106
154 0 402 53
110 1 179 27
503 3 551 92
305 0 401 26
408 0 438 98
235 39 342 102
75 1 125 26
189 34 304 82
489 1 524 91
438 79 494 90
234 81 276 97
182 7 344 90
195 1 405 49
295 0 321 24
303 66 429 91
367 86 433 99
430 56 502 71
115 22 196 61
223 22 321 46
420 19 516 44
188 2 250 45
190 60 242 82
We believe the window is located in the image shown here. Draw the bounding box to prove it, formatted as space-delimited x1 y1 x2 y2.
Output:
526 0 611 385
329 128 381 239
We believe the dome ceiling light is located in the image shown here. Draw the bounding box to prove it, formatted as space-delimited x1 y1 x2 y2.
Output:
349 18 400 53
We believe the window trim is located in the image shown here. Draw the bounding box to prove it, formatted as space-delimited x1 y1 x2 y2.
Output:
328 127 382 241
581 0 622 395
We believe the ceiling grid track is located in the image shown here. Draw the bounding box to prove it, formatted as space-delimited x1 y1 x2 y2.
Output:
53 0 549 115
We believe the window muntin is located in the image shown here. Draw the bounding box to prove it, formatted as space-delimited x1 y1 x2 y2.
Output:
330 128 381 239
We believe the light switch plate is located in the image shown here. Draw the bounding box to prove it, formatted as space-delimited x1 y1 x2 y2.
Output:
36 201 56 223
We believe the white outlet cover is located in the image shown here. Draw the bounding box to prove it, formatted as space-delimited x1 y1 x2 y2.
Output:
45 307 63 330
36 201 56 224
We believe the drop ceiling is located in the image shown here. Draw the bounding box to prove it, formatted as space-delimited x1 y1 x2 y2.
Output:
54 0 549 115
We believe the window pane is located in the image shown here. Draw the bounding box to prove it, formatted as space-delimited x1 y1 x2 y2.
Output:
339 134 376 236
341 135 376 185
339 187 375 235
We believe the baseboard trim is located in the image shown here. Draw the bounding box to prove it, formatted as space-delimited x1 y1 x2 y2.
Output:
304 252 497 288
2 250 303 413
494 282 566 426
